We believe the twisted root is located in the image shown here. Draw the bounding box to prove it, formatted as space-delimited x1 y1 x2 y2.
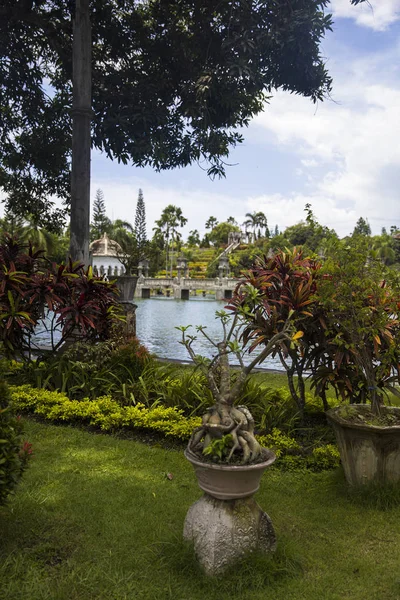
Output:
188 404 261 464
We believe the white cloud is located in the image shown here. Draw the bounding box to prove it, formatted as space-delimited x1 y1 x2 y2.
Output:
249 47 400 236
331 0 400 31
301 159 318 168
246 192 359 237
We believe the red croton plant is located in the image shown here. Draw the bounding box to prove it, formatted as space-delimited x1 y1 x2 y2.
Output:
231 243 400 419
0 235 123 359
231 247 324 418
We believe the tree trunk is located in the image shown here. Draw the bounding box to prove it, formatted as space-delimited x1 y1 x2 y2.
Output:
69 0 92 265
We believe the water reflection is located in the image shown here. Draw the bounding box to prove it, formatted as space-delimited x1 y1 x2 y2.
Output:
135 297 282 371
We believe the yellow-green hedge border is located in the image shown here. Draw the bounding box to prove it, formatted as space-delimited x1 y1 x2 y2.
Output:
9 385 340 471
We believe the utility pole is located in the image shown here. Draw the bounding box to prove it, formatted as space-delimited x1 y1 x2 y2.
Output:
70 0 92 265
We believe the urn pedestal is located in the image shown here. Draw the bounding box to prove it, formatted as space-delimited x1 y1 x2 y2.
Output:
184 448 277 575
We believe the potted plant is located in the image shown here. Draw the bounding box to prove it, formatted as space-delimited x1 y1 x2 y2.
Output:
178 308 297 495
310 240 400 486
177 307 298 575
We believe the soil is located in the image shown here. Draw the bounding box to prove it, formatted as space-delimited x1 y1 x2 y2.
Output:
189 446 272 466
335 405 400 428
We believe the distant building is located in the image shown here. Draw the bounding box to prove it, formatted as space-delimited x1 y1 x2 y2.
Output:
89 233 126 278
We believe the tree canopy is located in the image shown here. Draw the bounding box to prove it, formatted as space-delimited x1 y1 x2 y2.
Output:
1 0 365 232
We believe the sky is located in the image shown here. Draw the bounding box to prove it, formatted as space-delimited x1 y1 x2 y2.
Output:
89 0 400 240
4 1 400 240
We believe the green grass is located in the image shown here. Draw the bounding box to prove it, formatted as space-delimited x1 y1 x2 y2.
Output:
2 420 400 600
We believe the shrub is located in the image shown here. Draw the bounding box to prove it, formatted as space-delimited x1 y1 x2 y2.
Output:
130 363 213 415
0 380 32 506
8 384 341 472
240 382 301 434
0 235 123 360
9 385 200 440
14 338 152 402
258 428 301 458
109 337 152 383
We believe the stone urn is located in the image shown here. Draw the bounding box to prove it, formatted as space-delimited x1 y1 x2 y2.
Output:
184 447 276 500
327 405 400 486
183 447 277 575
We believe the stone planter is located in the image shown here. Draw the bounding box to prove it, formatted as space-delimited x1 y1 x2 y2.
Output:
115 275 137 302
184 447 276 500
327 405 400 486
183 447 277 575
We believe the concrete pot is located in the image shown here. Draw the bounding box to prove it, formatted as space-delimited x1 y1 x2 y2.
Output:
184 447 276 500
327 405 400 486
115 275 137 302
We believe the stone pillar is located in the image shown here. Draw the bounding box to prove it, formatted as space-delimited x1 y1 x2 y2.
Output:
119 301 137 339
184 494 276 576
142 258 150 278
218 255 229 280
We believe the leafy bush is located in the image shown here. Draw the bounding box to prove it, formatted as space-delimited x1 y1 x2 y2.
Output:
9 385 200 440
13 338 152 402
130 363 213 416
109 338 152 383
258 428 301 458
8 384 341 472
258 428 340 471
0 235 123 360
240 382 301 433
0 380 32 505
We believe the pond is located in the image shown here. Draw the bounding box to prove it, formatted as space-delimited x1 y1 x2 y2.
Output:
135 297 283 371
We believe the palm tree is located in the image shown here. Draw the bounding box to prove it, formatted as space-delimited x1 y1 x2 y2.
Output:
154 205 187 276
109 219 138 274
21 215 56 255
371 235 396 266
255 212 269 238
244 212 268 241
243 212 259 242
205 216 218 231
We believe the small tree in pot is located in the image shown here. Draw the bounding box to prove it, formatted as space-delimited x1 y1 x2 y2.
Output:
178 307 296 465
312 240 400 485
179 306 299 575
313 240 400 414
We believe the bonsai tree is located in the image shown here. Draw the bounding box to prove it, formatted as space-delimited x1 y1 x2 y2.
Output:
177 307 297 464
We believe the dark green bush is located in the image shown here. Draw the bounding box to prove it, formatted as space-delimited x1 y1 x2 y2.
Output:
240 381 301 434
14 338 152 402
109 337 152 383
0 380 32 506
130 363 213 415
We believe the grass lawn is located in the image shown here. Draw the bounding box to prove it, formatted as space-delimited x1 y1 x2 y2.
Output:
2 419 400 600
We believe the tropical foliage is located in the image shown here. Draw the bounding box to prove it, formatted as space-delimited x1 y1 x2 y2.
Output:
233 240 400 417
8 382 338 471
232 248 323 417
0 236 123 359
313 239 400 415
0 379 32 505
